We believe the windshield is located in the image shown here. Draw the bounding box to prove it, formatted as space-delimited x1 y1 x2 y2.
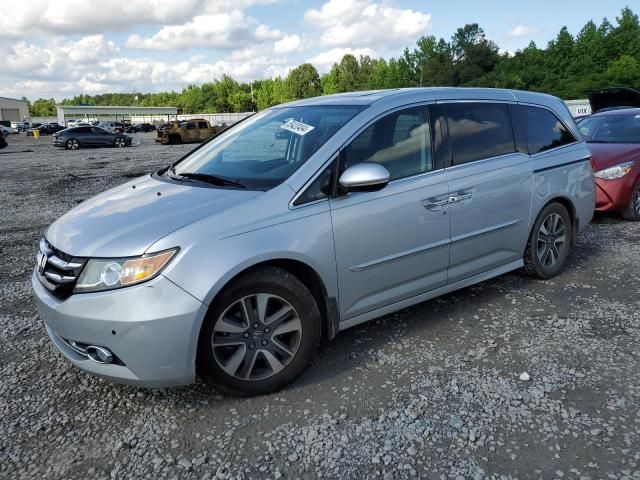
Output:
171 105 364 190
579 114 640 143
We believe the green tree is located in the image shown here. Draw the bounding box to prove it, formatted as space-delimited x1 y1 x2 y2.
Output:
286 63 321 99
29 98 57 117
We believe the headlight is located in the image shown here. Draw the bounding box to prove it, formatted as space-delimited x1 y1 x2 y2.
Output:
74 248 178 293
594 161 634 180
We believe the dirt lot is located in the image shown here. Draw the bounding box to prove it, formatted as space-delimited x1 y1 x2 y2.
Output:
1 132 639 480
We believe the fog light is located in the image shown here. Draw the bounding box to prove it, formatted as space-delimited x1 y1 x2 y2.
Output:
86 345 114 364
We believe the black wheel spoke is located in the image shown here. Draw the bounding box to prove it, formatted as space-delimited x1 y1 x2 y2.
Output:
237 347 260 380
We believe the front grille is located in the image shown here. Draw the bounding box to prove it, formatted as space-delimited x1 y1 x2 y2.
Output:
36 238 87 299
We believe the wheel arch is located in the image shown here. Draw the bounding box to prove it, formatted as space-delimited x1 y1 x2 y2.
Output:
533 196 578 247
200 257 339 345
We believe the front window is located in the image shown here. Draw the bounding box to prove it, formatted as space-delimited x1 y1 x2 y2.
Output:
579 114 640 143
171 105 364 190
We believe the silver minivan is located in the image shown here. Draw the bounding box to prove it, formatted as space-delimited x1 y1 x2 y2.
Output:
32 88 595 396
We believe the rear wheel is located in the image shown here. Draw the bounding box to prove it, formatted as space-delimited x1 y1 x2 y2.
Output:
65 139 80 150
523 202 572 279
198 267 321 396
621 181 640 221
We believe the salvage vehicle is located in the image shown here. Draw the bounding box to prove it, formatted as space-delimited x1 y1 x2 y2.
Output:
0 128 7 149
155 118 216 144
580 109 640 220
32 88 594 396
53 126 132 150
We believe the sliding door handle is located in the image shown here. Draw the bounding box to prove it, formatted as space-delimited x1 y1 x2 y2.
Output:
449 192 473 203
423 199 449 210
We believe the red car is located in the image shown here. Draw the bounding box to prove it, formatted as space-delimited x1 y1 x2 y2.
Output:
579 91 640 221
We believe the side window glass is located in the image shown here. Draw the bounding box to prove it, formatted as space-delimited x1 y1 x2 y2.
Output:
342 106 432 181
198 122 209 129
512 105 576 154
446 103 515 165
293 163 334 206
186 123 197 130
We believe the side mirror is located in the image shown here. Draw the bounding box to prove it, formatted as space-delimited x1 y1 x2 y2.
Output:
338 163 391 192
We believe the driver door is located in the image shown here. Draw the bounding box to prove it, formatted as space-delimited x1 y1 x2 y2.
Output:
330 105 451 320
183 122 198 143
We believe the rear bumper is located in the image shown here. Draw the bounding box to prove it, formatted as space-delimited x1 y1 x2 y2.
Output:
595 174 638 211
32 270 207 388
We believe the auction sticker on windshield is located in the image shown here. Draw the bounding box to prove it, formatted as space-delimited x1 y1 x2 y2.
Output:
280 119 315 136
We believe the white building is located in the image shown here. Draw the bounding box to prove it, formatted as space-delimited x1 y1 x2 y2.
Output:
0 96 29 122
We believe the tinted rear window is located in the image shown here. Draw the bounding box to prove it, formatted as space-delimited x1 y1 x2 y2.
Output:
445 103 515 165
511 105 576 154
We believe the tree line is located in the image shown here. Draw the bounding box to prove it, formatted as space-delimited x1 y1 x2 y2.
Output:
28 7 640 117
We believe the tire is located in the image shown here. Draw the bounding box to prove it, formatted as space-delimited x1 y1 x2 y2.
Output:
523 202 572 279
114 137 126 148
621 181 640 221
65 139 80 150
197 267 321 396
169 135 181 145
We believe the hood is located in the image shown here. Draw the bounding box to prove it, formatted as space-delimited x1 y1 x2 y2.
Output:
46 174 261 257
588 142 640 171
589 88 640 113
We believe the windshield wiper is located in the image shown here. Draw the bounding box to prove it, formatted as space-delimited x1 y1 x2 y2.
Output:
177 172 247 189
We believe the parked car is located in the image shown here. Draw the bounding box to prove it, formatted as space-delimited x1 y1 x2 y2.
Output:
579 109 640 220
0 127 7 149
96 121 123 133
34 123 65 135
32 88 594 396
0 124 16 135
125 123 157 133
156 118 217 144
137 123 156 132
13 121 31 132
25 123 43 136
53 126 132 149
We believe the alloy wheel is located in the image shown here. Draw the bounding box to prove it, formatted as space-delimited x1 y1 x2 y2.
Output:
67 139 79 150
211 294 302 381
634 185 640 216
115 137 125 147
536 212 566 267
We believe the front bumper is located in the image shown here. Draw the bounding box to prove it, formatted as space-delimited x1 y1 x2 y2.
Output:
32 270 206 388
595 174 638 212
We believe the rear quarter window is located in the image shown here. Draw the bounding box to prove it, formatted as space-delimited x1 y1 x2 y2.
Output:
445 103 515 165
511 105 576 155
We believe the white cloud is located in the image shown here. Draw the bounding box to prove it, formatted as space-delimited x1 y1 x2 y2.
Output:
507 25 541 38
125 11 253 50
305 0 431 49
274 35 303 54
0 0 279 37
308 47 377 70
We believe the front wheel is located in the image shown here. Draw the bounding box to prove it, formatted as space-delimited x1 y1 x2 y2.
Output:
621 181 640 221
197 267 321 396
114 137 126 148
523 202 572 279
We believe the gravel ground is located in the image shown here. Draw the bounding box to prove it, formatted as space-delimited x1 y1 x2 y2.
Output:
1 132 639 480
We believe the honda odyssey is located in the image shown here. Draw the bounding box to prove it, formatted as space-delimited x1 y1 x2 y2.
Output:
32 88 595 396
